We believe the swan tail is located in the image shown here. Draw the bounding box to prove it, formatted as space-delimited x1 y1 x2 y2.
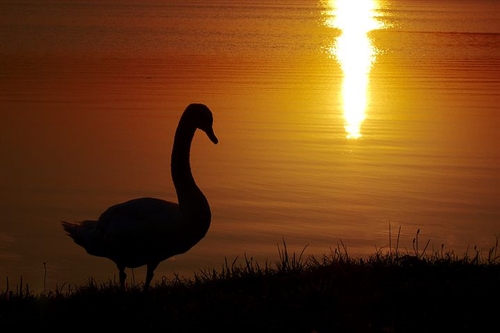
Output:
61 220 102 256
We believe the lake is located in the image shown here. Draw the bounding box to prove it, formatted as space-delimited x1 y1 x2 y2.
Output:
1 0 499 292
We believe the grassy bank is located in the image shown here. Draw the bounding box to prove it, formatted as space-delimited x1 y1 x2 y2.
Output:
1 231 499 332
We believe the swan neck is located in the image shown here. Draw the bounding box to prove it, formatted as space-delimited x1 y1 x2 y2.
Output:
171 124 197 197
171 122 211 238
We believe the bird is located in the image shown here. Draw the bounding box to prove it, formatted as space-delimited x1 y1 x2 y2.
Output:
61 103 218 291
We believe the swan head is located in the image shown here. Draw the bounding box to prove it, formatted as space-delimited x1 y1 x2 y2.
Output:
184 103 218 144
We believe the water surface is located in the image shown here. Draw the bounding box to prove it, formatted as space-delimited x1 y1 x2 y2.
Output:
1 0 499 291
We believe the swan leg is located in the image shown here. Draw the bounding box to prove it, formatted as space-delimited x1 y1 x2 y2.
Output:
118 265 127 290
144 262 159 291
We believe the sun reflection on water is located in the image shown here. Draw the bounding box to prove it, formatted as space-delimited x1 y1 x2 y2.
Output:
322 0 383 139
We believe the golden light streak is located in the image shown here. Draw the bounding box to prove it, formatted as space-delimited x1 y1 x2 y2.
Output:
323 0 382 139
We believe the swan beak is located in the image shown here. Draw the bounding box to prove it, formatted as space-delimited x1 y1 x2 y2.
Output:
204 127 218 144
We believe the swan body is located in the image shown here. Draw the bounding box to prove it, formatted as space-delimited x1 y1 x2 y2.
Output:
62 103 218 290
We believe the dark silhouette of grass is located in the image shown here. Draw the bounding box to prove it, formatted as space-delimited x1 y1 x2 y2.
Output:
1 230 499 332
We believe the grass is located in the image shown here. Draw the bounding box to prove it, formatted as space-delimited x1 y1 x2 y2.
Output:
1 230 499 332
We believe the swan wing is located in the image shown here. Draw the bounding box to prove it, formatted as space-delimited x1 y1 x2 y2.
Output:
92 197 186 265
98 197 180 227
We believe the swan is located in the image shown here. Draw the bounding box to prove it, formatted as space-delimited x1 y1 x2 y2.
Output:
61 103 218 291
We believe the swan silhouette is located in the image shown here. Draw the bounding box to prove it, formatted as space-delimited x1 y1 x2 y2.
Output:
61 103 218 291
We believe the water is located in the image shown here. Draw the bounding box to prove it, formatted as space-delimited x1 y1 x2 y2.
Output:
1 0 499 292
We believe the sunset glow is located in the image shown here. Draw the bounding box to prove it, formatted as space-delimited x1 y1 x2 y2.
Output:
1 0 498 299
323 0 382 138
